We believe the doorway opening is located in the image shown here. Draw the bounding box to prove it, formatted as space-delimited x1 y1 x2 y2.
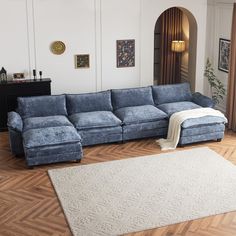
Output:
153 7 197 91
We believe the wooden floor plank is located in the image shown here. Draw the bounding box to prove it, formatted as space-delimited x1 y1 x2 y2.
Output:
1 131 236 236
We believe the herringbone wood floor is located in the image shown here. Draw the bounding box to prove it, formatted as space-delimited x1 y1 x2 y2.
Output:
1 131 236 236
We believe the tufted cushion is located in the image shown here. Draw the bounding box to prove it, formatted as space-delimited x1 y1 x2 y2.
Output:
114 105 168 125
17 95 67 119
112 87 154 110
23 115 72 131
157 102 200 116
23 126 81 149
152 83 192 105
66 91 113 115
69 111 122 130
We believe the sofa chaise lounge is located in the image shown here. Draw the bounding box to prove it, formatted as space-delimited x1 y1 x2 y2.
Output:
7 83 227 167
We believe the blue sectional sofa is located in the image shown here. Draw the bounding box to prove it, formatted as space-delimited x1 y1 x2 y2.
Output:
7 82 227 167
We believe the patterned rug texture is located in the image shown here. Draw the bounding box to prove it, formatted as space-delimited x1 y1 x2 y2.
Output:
48 147 236 236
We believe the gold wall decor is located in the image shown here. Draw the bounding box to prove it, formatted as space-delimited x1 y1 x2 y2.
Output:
75 54 90 68
50 41 66 55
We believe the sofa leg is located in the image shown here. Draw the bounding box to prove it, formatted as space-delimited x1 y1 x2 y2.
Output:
75 159 81 163
116 141 123 144
28 165 34 169
178 143 184 148
217 138 222 142
15 154 24 158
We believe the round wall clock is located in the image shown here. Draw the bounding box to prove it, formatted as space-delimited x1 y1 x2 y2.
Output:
50 41 66 55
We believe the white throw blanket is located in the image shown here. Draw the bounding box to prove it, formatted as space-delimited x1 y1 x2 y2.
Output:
157 108 227 151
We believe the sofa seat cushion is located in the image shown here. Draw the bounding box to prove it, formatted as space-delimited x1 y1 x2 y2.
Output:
23 126 81 149
23 115 72 131
182 116 227 129
114 105 168 125
157 102 201 116
69 111 122 130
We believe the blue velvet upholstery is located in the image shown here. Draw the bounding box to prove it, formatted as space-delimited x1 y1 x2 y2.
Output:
181 124 225 137
112 87 154 110
179 116 226 145
192 92 216 108
124 119 168 131
123 121 168 141
17 95 67 119
157 101 200 116
8 128 24 155
152 83 192 105
23 126 83 167
115 105 168 125
7 83 227 166
23 126 81 148
182 116 227 128
23 115 72 131
25 143 83 167
69 111 121 130
79 127 122 146
179 132 224 145
7 111 23 132
66 91 112 115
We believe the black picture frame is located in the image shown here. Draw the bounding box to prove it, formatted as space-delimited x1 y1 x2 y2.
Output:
218 38 230 73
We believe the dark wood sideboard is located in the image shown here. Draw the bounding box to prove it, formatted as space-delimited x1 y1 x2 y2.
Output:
0 79 51 131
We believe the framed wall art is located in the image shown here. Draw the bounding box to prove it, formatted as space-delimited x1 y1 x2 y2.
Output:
75 54 90 69
116 39 135 68
218 38 231 73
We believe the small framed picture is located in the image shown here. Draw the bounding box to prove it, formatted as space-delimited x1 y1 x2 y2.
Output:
75 54 90 69
218 38 230 73
116 39 135 68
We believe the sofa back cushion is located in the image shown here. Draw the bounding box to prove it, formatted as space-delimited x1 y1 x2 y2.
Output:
66 90 113 115
152 83 192 105
112 87 154 110
17 95 67 119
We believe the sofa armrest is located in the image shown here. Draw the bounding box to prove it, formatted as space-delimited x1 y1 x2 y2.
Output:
7 111 23 132
192 92 216 108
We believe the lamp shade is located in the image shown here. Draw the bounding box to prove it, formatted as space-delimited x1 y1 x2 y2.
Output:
171 40 185 52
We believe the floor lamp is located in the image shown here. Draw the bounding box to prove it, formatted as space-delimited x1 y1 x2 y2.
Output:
171 40 185 82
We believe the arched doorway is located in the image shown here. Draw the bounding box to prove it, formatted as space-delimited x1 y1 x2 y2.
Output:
153 7 197 91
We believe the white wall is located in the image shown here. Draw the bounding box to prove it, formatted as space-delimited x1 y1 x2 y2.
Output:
205 0 234 113
1 0 208 94
101 0 141 90
33 0 97 94
0 0 31 77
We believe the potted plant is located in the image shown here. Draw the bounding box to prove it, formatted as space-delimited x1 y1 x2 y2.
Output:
204 58 226 104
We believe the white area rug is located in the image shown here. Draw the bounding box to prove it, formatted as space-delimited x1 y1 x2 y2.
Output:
48 147 236 236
